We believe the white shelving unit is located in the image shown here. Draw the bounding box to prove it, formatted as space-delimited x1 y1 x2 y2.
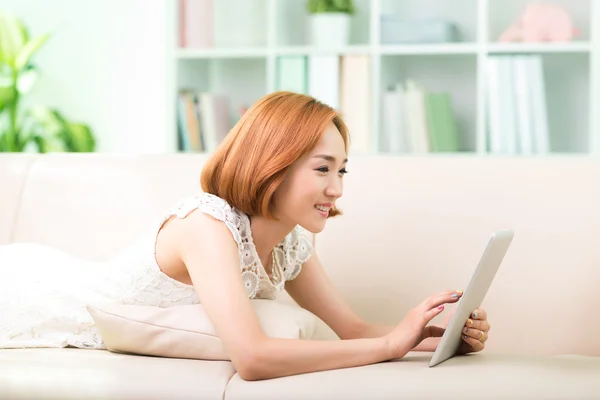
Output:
166 0 599 156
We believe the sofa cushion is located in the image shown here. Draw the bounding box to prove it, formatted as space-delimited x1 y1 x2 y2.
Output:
0 154 37 245
224 352 600 399
0 348 235 400
87 300 339 360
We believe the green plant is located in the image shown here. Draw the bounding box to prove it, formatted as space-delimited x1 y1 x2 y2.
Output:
307 0 355 14
0 11 95 152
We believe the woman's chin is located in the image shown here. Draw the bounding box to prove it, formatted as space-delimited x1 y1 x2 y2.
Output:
301 220 327 234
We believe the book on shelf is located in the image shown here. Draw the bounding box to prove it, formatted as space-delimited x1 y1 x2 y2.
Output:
177 92 203 151
425 91 461 153
276 54 371 155
179 0 213 48
308 55 340 109
340 55 371 154
179 0 265 48
176 90 232 153
486 55 549 155
380 80 461 154
276 56 308 95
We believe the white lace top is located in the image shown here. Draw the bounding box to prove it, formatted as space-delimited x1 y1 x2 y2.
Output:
0 192 314 349
154 192 314 300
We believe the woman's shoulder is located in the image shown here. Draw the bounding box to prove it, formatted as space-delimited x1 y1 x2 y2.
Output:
165 192 236 218
161 192 247 244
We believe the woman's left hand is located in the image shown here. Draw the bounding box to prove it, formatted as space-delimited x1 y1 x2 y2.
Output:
457 308 490 354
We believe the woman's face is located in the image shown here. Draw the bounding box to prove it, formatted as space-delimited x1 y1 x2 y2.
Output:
273 123 348 233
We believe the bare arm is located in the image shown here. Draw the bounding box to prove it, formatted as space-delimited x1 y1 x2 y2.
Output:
356 324 440 352
285 253 440 352
284 253 370 340
174 211 392 381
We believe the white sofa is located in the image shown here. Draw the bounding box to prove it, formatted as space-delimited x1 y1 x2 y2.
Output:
1 153 599 399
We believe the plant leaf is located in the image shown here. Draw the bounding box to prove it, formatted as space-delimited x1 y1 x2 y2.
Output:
0 132 7 151
0 62 13 82
65 122 96 152
32 134 64 153
307 0 354 14
16 65 38 94
0 86 15 111
44 109 96 152
24 106 96 152
15 33 49 71
0 61 15 113
0 12 28 68
26 105 63 139
21 107 63 152
19 16 30 43
31 134 47 152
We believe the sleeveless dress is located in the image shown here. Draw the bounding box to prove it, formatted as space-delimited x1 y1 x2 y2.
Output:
0 192 314 349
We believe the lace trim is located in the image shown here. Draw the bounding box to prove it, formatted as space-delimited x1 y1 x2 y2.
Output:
161 193 313 299
277 226 313 281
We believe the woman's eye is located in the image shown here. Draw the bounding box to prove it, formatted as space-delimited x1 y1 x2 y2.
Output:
316 166 348 174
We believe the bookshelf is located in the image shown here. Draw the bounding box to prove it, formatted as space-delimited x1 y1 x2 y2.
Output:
167 0 600 157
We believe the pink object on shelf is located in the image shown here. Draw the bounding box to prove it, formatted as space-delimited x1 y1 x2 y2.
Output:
498 2 580 43
179 0 213 48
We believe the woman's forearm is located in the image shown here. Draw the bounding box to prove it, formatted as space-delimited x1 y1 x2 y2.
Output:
351 323 439 352
241 336 391 381
241 321 441 380
353 322 394 338
406 337 439 352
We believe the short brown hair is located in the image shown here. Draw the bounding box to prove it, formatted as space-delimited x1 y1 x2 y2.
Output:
200 91 349 219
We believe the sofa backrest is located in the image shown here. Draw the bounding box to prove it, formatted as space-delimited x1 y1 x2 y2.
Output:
313 155 600 357
1 153 211 259
1 154 37 244
2 153 599 357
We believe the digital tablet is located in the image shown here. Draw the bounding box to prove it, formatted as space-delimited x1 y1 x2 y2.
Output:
429 229 514 367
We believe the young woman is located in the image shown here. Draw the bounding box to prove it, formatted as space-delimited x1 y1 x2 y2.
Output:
0 91 490 380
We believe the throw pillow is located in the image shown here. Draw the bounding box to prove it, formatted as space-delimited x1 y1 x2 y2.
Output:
86 299 339 360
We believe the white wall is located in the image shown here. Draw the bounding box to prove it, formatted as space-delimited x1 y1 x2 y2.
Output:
0 0 171 153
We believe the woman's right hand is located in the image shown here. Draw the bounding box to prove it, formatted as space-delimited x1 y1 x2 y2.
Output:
384 290 463 359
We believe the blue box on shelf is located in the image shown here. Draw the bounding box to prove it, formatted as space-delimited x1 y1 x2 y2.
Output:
380 16 459 44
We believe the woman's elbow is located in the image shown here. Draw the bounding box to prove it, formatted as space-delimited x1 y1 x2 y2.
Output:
231 343 271 381
236 362 263 381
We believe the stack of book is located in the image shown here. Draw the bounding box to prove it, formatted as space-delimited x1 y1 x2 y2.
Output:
276 54 371 154
178 0 265 48
380 80 461 154
486 54 549 155
177 91 233 152
276 57 463 155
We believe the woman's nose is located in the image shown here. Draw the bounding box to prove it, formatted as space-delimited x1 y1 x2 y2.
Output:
325 179 343 198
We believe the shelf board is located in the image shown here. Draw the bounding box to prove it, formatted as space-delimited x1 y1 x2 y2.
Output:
380 43 478 55
175 42 591 59
274 45 372 56
177 45 372 58
176 47 269 59
486 42 591 54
